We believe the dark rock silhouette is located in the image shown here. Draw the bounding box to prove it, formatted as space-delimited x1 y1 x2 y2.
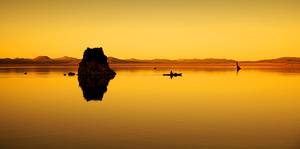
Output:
78 47 116 101
68 72 76 76
78 47 116 76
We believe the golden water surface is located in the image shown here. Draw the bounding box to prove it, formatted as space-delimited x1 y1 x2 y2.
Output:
0 67 300 149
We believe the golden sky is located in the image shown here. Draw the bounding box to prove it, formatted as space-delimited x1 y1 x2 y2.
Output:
0 0 299 60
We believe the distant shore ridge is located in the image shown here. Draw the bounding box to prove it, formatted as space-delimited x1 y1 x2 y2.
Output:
0 56 300 68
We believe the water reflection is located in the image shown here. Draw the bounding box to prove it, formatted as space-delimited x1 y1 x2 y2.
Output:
78 74 114 101
1 67 300 149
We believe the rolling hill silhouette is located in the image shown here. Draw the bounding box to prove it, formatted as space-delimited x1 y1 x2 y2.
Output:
1 56 300 67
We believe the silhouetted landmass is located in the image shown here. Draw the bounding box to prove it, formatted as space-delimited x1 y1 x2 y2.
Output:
33 56 52 61
0 56 81 65
255 57 300 63
1 56 300 68
54 56 80 62
78 47 116 76
78 47 115 101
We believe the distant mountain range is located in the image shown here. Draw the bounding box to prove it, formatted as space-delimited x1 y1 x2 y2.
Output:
1 56 300 67
0 56 81 65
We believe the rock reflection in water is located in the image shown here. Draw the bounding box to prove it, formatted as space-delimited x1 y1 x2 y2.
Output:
78 74 114 101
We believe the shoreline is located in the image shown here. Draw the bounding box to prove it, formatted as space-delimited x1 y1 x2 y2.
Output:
0 63 300 69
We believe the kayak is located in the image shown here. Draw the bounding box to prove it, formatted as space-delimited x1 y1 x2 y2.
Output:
163 73 182 76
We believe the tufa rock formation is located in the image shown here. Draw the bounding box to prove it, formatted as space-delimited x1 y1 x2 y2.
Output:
78 47 116 77
78 47 116 101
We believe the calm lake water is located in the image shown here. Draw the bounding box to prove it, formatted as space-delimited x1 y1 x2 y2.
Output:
1 67 300 149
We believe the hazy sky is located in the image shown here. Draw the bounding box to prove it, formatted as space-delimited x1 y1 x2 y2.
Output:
0 0 300 60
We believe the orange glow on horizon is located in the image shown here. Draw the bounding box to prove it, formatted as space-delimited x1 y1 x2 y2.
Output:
0 0 300 60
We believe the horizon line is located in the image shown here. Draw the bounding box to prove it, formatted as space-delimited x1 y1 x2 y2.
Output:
1 56 300 61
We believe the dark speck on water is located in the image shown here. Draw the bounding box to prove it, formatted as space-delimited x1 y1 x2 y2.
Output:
68 72 76 76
